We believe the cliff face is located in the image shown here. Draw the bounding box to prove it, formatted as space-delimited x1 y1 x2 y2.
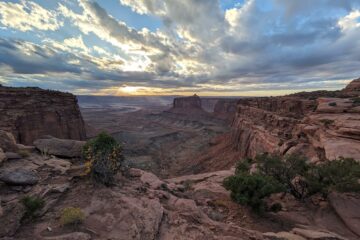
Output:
0 86 86 145
230 81 360 162
172 94 202 110
213 99 238 121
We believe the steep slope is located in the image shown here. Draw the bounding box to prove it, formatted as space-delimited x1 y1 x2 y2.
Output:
0 86 86 145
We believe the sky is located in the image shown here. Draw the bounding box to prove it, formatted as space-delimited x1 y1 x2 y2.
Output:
0 0 360 96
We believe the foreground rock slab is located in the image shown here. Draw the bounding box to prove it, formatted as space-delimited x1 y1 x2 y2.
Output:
0 168 38 185
34 137 85 158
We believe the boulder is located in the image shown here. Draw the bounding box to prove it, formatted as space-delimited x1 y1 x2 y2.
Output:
4 152 21 160
0 130 18 152
34 137 85 158
0 169 38 185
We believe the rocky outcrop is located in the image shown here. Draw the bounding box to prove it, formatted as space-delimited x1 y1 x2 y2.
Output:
342 78 360 95
0 130 18 152
0 86 86 145
229 86 360 162
34 137 85 158
0 168 39 185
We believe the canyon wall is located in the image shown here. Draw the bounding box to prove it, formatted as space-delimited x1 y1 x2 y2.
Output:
0 85 86 145
230 79 360 162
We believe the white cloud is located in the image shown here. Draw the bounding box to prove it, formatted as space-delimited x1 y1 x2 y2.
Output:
338 10 360 31
0 0 62 31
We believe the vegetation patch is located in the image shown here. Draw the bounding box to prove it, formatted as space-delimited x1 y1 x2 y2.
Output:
319 119 334 128
224 154 360 213
328 102 337 107
18 149 30 158
60 207 85 227
351 97 360 107
21 196 44 218
83 132 125 186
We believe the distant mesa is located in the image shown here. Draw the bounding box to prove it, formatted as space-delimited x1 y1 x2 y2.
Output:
0 85 86 145
168 94 205 114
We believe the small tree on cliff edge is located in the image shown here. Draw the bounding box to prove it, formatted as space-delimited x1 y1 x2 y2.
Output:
82 132 125 186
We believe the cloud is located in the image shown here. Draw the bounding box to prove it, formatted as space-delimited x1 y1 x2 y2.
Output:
1 0 360 95
0 0 62 31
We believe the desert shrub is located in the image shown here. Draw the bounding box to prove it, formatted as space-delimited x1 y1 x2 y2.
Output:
18 149 30 158
328 102 337 107
225 154 360 213
60 207 85 227
351 97 360 106
306 158 360 197
224 173 284 213
319 119 334 127
235 158 253 174
83 132 125 186
256 154 310 200
21 196 44 218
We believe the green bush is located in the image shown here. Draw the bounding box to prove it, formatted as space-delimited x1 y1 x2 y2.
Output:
21 196 44 218
306 158 360 197
224 154 360 213
328 102 337 107
60 207 85 227
83 132 125 186
224 173 284 213
256 154 309 200
352 97 360 106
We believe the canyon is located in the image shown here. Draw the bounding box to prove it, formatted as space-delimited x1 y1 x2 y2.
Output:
0 79 359 239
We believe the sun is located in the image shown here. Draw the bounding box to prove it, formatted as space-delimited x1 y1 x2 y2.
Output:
117 86 140 95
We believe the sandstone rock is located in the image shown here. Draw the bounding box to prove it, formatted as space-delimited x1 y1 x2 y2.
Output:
4 152 21 160
0 130 18 152
328 192 360 237
43 232 91 240
0 148 6 165
0 86 86 145
0 202 25 237
84 189 164 240
44 157 72 174
0 169 38 185
320 136 360 161
34 137 85 158
264 231 306 240
316 98 353 113
291 228 346 240
342 78 360 94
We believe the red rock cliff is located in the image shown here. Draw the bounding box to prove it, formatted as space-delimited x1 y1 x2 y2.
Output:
230 84 360 162
0 86 86 145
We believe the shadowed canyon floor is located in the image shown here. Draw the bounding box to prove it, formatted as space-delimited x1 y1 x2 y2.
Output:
80 96 230 178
